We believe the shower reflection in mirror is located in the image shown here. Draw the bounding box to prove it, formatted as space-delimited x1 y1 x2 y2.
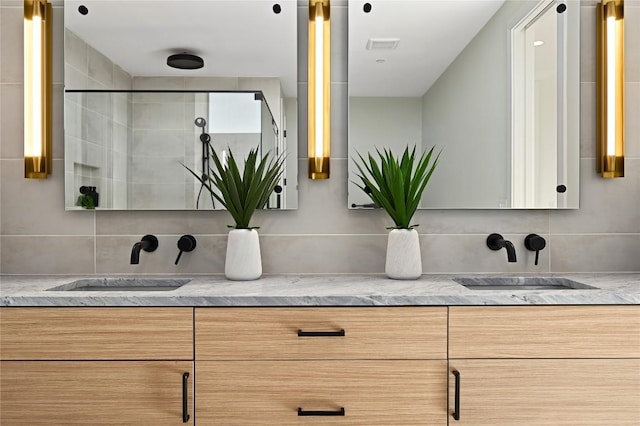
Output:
191 91 282 211
193 116 215 209
64 90 287 211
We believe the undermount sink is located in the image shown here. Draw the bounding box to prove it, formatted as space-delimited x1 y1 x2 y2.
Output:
47 278 191 292
453 277 597 291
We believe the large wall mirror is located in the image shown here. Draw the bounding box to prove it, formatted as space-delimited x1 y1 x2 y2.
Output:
64 0 298 210
348 0 580 209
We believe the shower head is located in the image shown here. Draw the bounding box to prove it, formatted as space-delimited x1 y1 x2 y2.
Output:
194 117 206 128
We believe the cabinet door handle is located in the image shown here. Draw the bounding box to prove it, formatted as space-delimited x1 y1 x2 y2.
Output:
297 329 345 337
182 372 190 423
453 370 461 421
298 407 345 416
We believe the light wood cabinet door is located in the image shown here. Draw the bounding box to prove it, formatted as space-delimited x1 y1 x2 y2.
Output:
0 361 194 425
197 360 447 425
449 306 640 358
0 307 193 360
196 307 447 360
448 359 640 426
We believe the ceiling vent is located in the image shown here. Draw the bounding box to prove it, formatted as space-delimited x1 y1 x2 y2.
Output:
366 38 400 50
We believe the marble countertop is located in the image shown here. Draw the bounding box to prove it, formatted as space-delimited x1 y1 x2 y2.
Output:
1 274 638 306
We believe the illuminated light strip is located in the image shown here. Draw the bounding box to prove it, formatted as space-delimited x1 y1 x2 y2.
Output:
315 15 324 159
606 16 616 156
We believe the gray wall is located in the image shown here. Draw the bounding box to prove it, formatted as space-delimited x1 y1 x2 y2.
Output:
0 0 638 275
348 97 423 206
421 0 536 208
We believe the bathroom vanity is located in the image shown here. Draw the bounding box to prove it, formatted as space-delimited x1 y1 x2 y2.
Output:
1 274 639 425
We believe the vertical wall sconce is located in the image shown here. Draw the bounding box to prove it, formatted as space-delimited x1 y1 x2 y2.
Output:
596 0 624 178
24 0 52 179
308 0 331 179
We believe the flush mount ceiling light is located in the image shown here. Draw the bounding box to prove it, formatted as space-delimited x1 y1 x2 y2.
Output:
308 0 330 179
596 0 624 178
24 0 52 179
167 53 204 70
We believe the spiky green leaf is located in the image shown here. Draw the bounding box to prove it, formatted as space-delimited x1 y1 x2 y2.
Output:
351 145 441 229
183 145 285 229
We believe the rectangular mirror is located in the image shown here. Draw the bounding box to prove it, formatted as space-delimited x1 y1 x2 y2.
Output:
348 0 580 209
64 0 298 210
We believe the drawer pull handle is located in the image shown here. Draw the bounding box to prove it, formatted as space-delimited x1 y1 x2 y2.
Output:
453 370 461 421
298 407 345 416
182 372 190 423
297 329 345 337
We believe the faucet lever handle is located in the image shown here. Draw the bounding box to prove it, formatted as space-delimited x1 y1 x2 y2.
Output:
175 235 197 265
524 234 546 266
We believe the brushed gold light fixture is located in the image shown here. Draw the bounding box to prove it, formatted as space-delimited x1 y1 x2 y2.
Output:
596 0 624 178
308 0 330 179
24 0 52 179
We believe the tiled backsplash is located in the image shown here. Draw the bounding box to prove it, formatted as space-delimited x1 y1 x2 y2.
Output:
1 1 638 275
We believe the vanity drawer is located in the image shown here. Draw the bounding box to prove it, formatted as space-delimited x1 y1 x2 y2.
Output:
195 307 447 360
197 360 447 425
0 308 193 360
449 306 640 358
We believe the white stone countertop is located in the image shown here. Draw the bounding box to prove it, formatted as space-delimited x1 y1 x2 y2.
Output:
1 274 638 306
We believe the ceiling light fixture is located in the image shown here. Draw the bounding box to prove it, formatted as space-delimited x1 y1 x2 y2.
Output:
167 53 204 70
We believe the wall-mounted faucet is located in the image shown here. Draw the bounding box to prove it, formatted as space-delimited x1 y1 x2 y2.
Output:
524 234 546 266
487 233 517 263
130 235 159 264
175 235 197 265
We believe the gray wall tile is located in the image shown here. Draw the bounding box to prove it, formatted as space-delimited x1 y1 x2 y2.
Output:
1 236 95 274
261 235 387 274
550 159 640 234
627 82 640 157
420 234 551 274
96 235 225 275
1 160 95 235
580 82 596 159
550 234 640 272
580 5 596 83
0 83 22 159
626 3 640 82
0 6 21 83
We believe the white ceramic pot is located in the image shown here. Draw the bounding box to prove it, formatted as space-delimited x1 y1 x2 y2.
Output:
385 228 422 280
225 229 262 280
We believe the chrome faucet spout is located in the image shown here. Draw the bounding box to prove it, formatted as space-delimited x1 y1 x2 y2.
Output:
130 235 159 265
487 233 517 263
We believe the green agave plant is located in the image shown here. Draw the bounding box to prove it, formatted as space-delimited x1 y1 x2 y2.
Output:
184 145 285 229
353 145 440 229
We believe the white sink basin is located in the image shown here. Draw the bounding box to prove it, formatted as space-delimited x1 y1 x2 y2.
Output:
453 277 597 291
47 278 191 292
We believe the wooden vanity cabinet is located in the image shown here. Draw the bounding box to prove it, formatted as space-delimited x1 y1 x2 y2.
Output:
195 307 449 425
2 304 638 425
448 306 640 426
0 308 194 425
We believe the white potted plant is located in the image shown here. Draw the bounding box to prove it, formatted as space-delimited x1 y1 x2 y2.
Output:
184 146 284 280
353 145 440 279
